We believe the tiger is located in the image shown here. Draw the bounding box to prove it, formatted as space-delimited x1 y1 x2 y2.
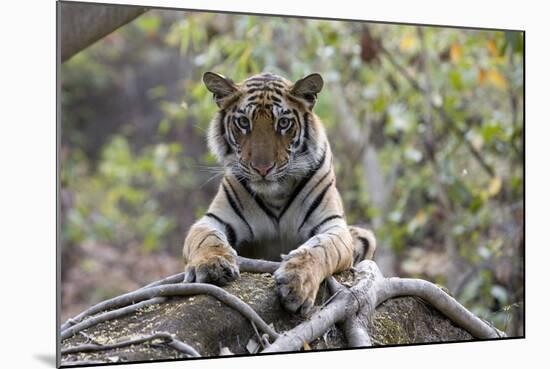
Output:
182 71 376 316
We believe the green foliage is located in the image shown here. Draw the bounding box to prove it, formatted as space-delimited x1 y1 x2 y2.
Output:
61 10 523 334
62 135 183 252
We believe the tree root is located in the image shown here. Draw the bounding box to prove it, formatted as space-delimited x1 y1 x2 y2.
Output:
60 256 280 335
60 258 505 362
263 260 505 353
61 283 279 341
62 332 201 358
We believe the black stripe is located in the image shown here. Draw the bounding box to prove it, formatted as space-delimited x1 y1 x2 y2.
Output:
330 237 342 266
298 179 334 231
277 144 328 220
286 94 305 106
299 112 310 154
205 212 236 245
236 177 278 222
357 236 370 251
247 94 263 101
225 179 243 209
308 214 343 238
218 110 231 155
303 112 310 140
303 168 331 203
223 183 254 238
196 233 215 249
270 82 286 89
271 95 281 103
247 87 274 94
313 242 330 262
357 236 371 259
272 87 284 95
327 231 349 252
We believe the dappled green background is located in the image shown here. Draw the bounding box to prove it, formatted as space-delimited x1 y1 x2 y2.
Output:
60 8 524 336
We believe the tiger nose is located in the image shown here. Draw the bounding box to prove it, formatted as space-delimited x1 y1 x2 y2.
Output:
251 162 275 177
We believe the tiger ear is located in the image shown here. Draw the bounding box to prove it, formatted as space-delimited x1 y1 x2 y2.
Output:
203 72 238 107
291 73 324 107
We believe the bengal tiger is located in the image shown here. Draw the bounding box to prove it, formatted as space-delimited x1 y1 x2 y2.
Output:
182 71 376 316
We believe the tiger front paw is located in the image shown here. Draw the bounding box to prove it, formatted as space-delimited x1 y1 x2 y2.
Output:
184 244 240 286
274 249 322 316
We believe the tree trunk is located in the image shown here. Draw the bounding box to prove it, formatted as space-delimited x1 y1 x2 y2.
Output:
59 2 148 62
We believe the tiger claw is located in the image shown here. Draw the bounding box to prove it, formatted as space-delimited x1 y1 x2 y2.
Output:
274 253 321 316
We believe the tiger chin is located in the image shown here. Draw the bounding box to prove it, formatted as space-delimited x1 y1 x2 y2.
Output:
182 71 376 316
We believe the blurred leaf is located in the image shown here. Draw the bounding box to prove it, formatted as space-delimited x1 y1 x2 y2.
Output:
135 15 161 37
487 176 502 197
487 69 508 90
450 42 462 64
407 209 427 234
399 34 416 52
486 39 499 58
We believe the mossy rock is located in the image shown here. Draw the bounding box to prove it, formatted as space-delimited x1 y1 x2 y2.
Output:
61 272 472 365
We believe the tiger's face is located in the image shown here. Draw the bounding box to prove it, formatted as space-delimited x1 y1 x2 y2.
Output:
204 72 324 194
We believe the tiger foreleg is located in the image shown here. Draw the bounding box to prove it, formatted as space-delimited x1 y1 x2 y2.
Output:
182 219 240 286
274 226 354 316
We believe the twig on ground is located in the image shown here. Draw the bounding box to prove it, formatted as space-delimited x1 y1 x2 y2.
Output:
62 360 107 366
250 321 266 349
61 332 201 358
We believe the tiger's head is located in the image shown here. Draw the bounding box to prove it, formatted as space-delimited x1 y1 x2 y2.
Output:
204 72 326 195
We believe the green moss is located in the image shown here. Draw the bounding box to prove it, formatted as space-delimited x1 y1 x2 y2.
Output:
371 312 410 345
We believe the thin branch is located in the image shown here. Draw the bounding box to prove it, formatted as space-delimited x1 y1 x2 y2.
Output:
61 332 201 358
61 283 279 341
139 273 187 290
61 297 167 341
61 256 280 332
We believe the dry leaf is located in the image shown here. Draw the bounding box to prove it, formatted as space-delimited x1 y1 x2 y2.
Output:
478 68 487 84
219 347 234 356
487 39 499 57
487 69 508 90
450 42 462 63
303 341 311 351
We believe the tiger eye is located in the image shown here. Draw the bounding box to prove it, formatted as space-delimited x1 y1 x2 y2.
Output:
237 116 250 129
278 117 291 130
